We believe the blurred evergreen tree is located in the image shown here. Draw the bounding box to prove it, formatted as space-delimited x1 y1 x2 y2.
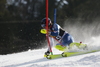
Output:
73 0 100 21
0 0 12 21
66 0 100 19
1 0 100 21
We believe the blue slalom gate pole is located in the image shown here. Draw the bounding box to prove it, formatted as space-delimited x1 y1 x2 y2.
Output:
54 8 57 24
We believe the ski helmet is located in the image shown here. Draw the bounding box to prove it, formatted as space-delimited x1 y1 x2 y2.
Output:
41 18 52 28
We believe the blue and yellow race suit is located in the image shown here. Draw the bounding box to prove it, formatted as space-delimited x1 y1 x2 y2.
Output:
48 23 74 51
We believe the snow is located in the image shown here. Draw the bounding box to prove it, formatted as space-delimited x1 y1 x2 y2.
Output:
0 47 100 67
56 0 68 4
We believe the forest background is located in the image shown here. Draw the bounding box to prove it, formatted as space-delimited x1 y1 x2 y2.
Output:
0 0 100 54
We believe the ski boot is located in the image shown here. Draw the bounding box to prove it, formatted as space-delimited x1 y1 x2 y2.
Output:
44 51 51 58
45 51 50 55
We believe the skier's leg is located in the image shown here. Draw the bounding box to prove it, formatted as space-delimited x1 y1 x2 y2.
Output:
55 33 74 51
45 37 54 55
55 43 66 51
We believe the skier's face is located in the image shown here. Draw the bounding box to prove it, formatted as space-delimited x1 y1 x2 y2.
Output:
41 23 46 28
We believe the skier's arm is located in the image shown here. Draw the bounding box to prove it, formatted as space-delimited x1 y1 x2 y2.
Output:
50 24 60 36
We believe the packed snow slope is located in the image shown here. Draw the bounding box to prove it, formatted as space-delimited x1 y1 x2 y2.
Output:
0 46 100 67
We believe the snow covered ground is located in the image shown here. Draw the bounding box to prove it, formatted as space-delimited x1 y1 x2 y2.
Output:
1 35 100 67
0 47 100 67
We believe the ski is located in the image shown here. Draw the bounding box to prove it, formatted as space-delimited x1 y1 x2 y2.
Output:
44 49 100 59
44 54 62 59
44 52 81 59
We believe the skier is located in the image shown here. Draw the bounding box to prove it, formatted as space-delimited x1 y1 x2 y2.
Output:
41 18 74 55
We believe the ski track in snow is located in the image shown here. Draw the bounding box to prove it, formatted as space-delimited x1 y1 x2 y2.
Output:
0 48 100 67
